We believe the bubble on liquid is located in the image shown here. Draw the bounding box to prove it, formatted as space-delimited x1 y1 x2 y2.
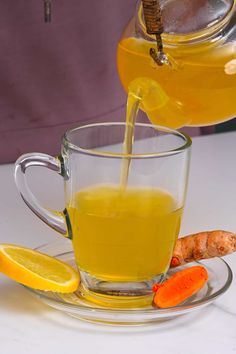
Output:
160 0 233 34
224 59 236 74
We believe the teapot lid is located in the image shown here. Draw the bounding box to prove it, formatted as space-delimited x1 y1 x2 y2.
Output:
160 0 234 34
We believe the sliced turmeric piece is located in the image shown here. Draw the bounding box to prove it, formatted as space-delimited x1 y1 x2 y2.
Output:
153 265 208 308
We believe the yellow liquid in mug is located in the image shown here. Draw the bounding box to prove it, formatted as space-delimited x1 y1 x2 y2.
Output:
68 185 182 282
117 37 236 128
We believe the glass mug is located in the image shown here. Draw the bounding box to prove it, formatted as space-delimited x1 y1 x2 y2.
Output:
15 122 191 305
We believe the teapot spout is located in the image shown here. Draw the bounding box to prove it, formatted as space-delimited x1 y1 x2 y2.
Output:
128 78 189 129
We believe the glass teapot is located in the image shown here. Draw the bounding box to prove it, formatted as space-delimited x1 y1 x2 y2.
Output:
117 0 236 128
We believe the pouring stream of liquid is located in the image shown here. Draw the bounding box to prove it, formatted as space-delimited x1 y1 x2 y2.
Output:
120 88 142 188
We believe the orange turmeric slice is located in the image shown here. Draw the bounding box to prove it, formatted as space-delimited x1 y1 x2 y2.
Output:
153 265 208 308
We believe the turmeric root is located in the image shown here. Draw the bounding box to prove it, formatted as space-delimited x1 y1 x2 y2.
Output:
153 265 208 308
171 230 236 268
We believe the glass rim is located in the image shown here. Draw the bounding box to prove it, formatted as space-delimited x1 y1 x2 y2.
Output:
63 122 192 159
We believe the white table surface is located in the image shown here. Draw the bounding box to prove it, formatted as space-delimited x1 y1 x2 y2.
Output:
0 131 236 354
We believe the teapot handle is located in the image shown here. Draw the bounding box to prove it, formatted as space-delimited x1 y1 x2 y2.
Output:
14 153 69 237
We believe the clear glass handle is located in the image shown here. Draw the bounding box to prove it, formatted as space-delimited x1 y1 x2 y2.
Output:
14 153 68 236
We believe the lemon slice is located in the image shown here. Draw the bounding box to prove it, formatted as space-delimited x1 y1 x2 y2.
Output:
0 244 80 293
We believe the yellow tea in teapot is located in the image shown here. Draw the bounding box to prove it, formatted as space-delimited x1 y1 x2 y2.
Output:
117 37 236 128
68 185 182 282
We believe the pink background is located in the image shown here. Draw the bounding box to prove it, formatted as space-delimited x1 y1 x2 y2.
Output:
0 1 208 164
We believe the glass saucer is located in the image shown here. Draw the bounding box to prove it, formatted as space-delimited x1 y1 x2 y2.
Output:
24 239 233 326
